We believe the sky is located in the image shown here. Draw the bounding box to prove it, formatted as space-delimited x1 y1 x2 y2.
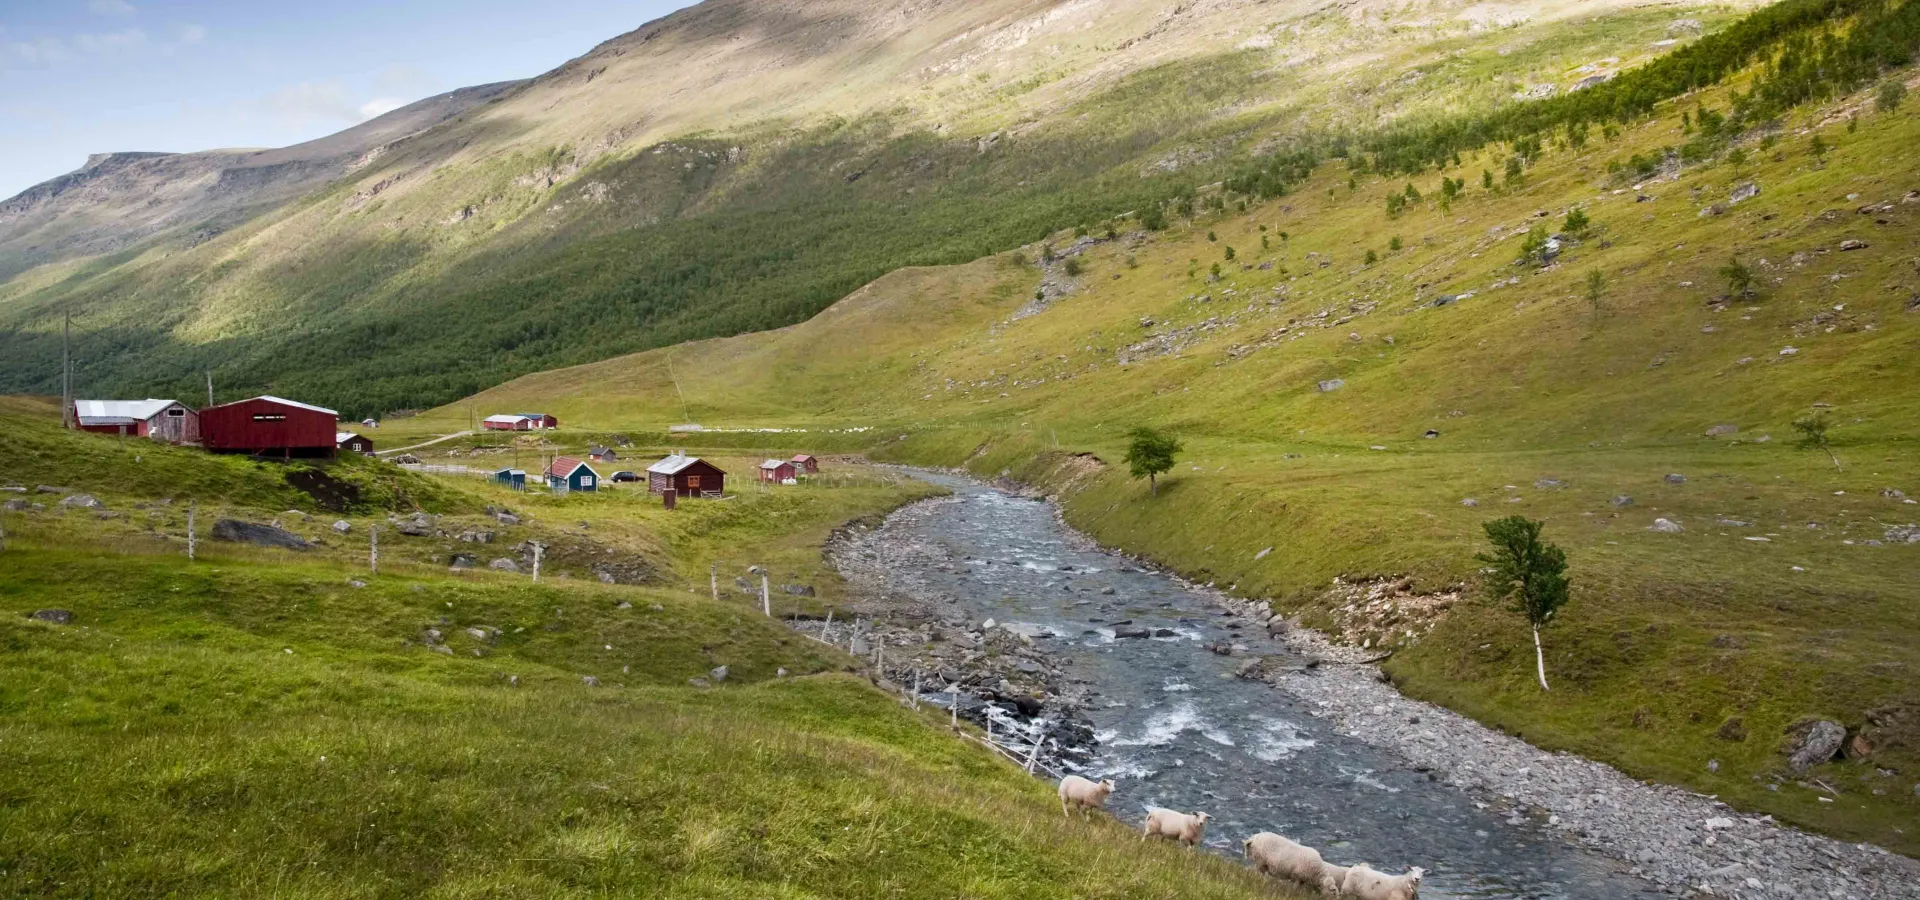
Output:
0 0 699 199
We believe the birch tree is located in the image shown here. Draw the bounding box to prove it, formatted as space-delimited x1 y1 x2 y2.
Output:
1477 516 1571 691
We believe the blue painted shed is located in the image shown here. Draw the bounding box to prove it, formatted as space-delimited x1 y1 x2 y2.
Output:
493 468 527 490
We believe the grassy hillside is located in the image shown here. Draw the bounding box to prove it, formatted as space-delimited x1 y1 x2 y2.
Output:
0 0 1757 417
413 32 1920 854
0 400 1291 898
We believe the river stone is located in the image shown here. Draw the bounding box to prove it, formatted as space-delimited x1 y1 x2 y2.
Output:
211 519 309 550
29 609 74 625
1784 719 1846 771
1113 626 1151 639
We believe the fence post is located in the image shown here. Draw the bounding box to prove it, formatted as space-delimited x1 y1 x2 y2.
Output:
1026 726 1048 774
911 670 921 709
709 563 718 603
532 543 543 584
369 525 379 575
949 685 959 728
760 571 771 618
821 607 834 644
186 501 196 561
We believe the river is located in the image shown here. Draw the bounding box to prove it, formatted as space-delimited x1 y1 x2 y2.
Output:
846 471 1660 899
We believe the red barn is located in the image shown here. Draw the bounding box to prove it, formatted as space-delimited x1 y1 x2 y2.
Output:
647 455 726 498
758 459 796 483
791 454 819 474
200 395 339 458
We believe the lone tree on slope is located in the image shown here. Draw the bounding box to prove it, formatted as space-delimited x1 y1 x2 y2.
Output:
1124 427 1182 497
1477 516 1571 692
1793 412 1841 471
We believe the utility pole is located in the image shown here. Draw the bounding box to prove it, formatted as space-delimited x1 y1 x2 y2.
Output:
206 372 214 407
60 313 72 429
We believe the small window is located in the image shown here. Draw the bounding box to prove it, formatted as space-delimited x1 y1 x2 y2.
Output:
686 475 702 489
166 407 186 418
251 414 286 422
580 476 594 487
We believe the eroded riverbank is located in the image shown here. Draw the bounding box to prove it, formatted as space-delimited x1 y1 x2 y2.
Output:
816 472 1917 900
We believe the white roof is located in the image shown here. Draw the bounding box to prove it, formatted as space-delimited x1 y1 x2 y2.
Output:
759 459 791 470
484 414 528 424
252 395 337 415
495 468 526 476
647 454 704 475
73 398 181 425
335 432 362 443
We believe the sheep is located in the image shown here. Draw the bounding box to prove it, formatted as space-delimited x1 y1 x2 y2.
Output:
1241 832 1327 886
1319 862 1352 896
1140 807 1211 847
1057 775 1116 819
1339 863 1425 900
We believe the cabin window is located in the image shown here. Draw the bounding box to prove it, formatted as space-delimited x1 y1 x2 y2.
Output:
251 414 286 422
166 408 186 418
580 476 594 488
686 475 702 489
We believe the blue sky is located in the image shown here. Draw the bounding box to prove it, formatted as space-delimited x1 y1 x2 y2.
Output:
0 0 698 199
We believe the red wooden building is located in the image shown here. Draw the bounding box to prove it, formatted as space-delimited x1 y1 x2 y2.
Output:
647 455 725 498
200 395 339 458
758 459 796 483
791 454 819 474
72 399 199 444
337 431 374 455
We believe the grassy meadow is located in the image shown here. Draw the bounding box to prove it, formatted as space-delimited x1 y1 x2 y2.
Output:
412 61 1920 852
0 401 1303 898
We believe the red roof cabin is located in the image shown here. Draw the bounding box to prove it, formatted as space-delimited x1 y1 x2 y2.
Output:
337 431 374 455
516 413 558 430
758 459 796 483
72 399 199 444
544 456 600 493
200 395 338 458
647 455 725 498
791 454 819 474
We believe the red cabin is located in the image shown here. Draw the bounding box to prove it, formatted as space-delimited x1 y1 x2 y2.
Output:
758 459 796 483
199 395 339 458
791 454 819 474
647 455 726 498
72 399 199 444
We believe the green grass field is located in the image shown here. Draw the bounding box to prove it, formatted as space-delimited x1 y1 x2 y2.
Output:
0 402 1298 898
405 61 1920 853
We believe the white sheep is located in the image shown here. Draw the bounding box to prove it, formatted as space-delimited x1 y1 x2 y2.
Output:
1140 807 1211 847
1057 775 1116 818
1340 863 1425 900
1319 862 1352 897
1242 832 1328 886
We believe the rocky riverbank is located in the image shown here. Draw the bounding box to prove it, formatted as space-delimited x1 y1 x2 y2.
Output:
822 482 1918 900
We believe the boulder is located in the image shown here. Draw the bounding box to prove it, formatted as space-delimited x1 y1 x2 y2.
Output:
1610 495 1634 507
1317 379 1346 393
450 555 476 569
211 519 309 550
495 512 520 526
1664 473 1688 484
394 514 434 537
1113 626 1151 639
582 675 601 687
709 665 729 683
1705 424 1739 437
1783 719 1846 771
2 498 29 511
489 558 521 572
58 493 104 509
28 609 73 625
34 485 70 494
1649 518 1684 533
1730 182 1759 204
331 520 352 534
1838 239 1869 251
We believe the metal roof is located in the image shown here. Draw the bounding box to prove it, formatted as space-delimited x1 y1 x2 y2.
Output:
483 414 528 425
224 395 338 415
73 399 181 425
759 459 792 470
335 432 363 443
647 454 704 475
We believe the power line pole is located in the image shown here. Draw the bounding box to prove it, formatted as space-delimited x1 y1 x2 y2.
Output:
206 372 214 408
60 313 72 429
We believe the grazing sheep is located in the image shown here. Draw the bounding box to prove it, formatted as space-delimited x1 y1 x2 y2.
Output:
1319 863 1352 896
1140 807 1212 847
1340 863 1425 900
1242 832 1327 885
1057 775 1117 818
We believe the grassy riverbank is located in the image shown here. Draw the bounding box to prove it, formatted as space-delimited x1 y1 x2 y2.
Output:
0 404 1299 898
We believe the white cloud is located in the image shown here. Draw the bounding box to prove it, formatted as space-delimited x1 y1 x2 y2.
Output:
86 0 137 16
358 97 405 119
176 24 206 45
76 29 147 52
5 37 72 65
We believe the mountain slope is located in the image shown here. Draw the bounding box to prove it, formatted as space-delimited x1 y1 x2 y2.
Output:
413 41 1920 852
0 80 522 282
0 0 1754 416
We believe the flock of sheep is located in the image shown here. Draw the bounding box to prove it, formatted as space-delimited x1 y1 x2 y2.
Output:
1059 776 1427 900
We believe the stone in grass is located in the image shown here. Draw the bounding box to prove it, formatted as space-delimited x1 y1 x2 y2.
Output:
1610 495 1634 507
1649 518 1684 533
1664 473 1688 484
1461 498 1480 507
211 518 309 550
331 520 351 534
582 675 601 687
58 493 104 509
489 558 520 572
1783 719 1846 772
1705 424 1739 437
709 665 729 683
29 609 74 625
